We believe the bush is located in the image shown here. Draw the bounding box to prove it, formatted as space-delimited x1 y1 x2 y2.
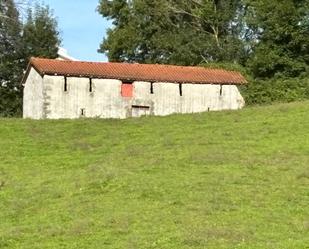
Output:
240 76 309 105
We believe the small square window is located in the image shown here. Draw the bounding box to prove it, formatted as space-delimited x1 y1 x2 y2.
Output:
121 83 133 97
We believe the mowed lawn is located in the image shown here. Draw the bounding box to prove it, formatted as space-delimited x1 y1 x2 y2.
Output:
0 101 308 249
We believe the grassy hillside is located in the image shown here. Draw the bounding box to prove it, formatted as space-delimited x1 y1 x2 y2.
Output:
0 102 308 249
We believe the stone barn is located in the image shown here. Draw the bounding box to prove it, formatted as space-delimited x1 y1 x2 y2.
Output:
22 57 247 119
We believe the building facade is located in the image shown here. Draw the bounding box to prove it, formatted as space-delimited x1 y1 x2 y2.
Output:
22 58 247 119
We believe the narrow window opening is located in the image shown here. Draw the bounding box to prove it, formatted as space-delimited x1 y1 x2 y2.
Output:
80 108 85 117
132 105 150 109
89 78 93 92
64 76 68 92
179 84 183 96
219 85 223 96
150 83 154 94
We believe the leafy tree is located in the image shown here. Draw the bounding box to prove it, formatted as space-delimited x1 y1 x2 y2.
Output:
0 0 23 117
245 0 309 78
169 0 248 63
0 2 60 117
22 4 60 65
98 0 247 65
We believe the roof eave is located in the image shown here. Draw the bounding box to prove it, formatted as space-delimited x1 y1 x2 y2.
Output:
38 72 247 85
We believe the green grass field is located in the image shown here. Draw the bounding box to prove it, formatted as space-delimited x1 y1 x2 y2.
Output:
0 101 308 249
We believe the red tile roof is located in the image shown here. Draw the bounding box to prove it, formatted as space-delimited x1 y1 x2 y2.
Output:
25 57 247 85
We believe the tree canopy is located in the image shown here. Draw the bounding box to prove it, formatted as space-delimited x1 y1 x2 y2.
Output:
98 0 309 74
0 1 60 117
0 0 23 116
246 0 309 78
98 0 247 65
22 4 60 64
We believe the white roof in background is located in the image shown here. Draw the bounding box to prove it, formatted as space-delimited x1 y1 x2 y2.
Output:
57 47 78 61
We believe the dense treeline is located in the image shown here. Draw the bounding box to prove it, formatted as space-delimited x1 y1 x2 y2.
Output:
98 0 309 105
0 0 60 117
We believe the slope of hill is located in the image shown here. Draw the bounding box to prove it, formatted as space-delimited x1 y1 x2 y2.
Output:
0 101 308 249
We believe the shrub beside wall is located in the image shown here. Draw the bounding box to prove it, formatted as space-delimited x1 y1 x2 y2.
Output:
240 76 309 105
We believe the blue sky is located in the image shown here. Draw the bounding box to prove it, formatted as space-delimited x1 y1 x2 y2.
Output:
41 0 111 62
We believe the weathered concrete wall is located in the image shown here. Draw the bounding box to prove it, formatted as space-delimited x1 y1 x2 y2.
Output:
23 69 245 119
92 79 129 119
43 76 129 119
23 68 44 119
132 81 244 116
181 84 216 113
